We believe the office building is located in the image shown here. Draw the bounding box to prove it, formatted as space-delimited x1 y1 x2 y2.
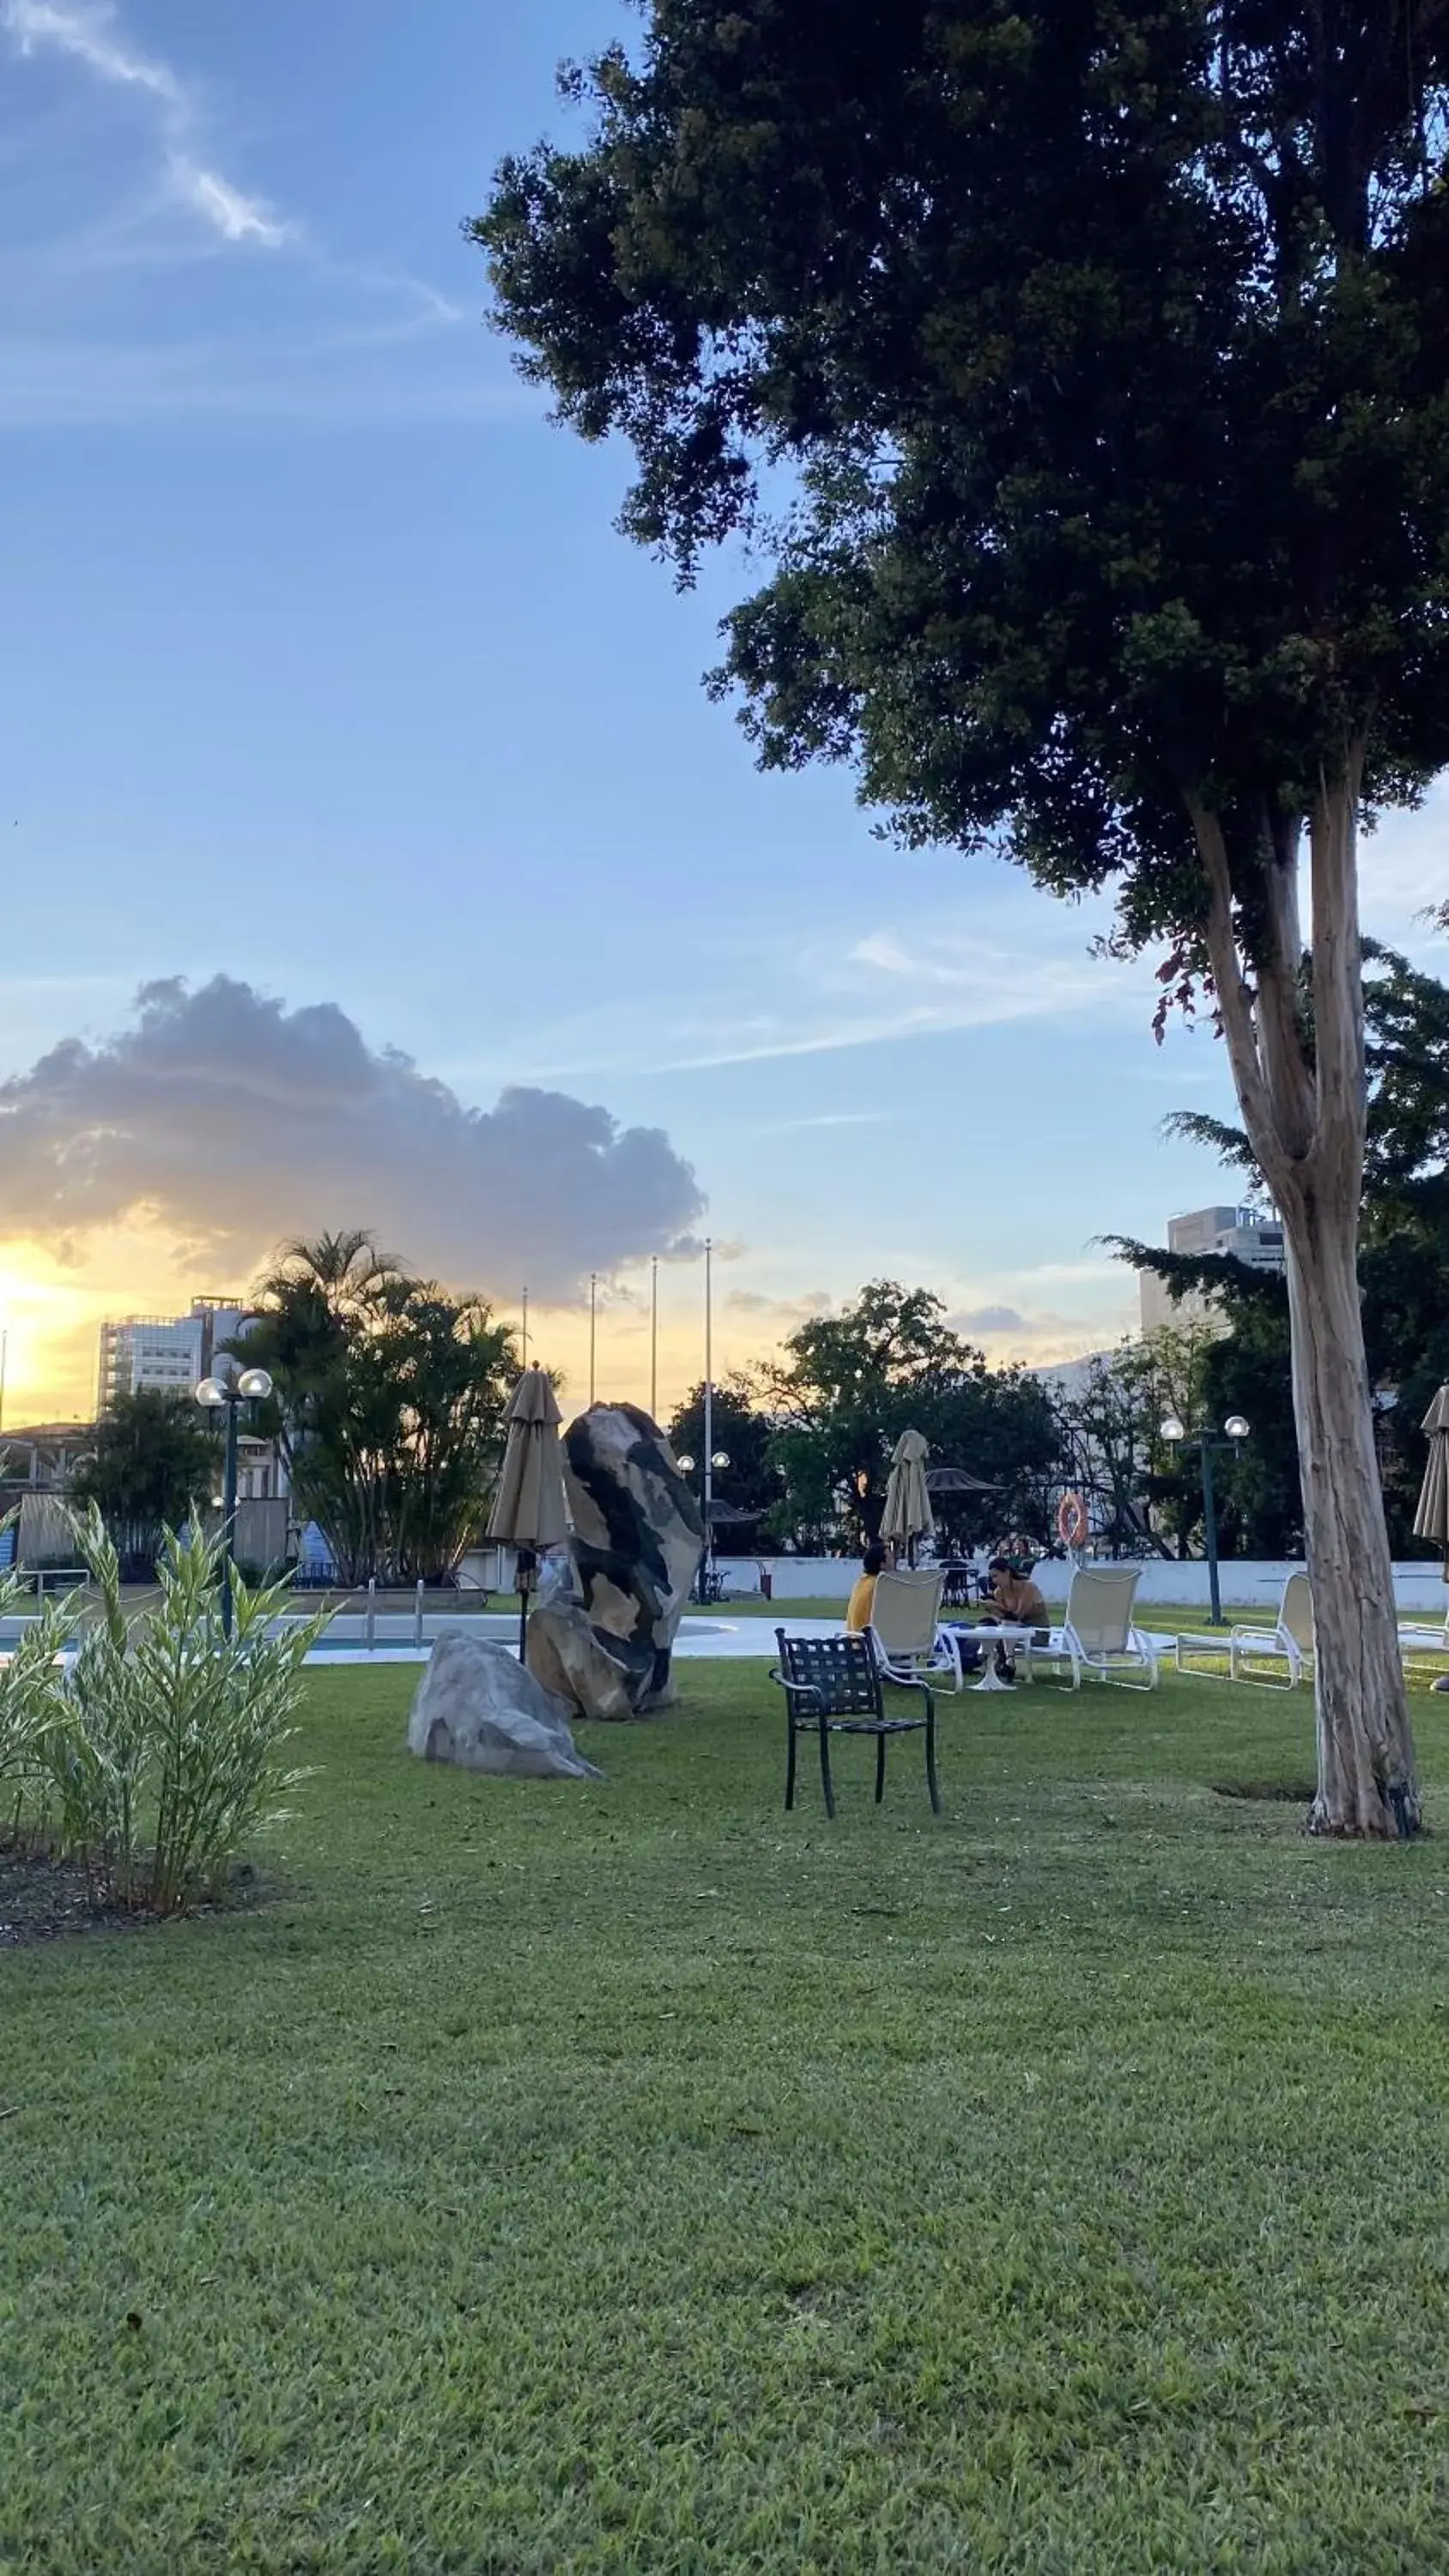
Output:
1138 1206 1286 1334
95 1296 247 1414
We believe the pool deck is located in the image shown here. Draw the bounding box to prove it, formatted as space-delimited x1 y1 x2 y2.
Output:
0 1613 847 1668
302 1614 845 1665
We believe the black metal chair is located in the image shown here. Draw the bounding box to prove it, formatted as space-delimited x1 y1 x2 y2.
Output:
770 1630 942 1820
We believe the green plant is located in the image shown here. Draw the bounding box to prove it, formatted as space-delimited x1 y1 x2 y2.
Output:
70 1388 218 1576
129 1525 324 1914
0 1550 80 1847
15 1508 326 1917
235 1230 519 1586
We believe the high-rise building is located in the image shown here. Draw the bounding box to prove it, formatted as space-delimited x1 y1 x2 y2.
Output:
1138 1206 1285 1334
95 1297 247 1414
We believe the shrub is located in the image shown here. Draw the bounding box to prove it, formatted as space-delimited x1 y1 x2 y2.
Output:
0 1548 82 1846
6 1507 327 1918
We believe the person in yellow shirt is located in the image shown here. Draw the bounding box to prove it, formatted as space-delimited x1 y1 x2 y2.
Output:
846 1540 888 1633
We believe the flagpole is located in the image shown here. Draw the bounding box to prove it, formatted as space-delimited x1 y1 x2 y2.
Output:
650 1255 658 1423
589 1272 597 1405
703 1238 713 1577
521 1286 529 1371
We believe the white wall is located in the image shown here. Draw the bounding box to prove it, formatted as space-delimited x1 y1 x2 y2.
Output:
720 1554 1449 1614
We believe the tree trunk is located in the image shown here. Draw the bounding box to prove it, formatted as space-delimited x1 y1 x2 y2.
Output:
1280 1178 1419 1838
1190 769 1421 1838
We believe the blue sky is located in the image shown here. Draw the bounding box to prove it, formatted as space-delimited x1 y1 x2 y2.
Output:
1 0 1445 1419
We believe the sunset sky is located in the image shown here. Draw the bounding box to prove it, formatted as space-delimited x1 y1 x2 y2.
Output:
2 0 1446 1428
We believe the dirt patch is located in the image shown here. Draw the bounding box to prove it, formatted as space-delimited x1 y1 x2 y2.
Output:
1212 1777 1317 1805
0 1841 276 1948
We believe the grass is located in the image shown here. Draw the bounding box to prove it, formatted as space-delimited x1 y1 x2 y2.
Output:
3 1663 1449 2574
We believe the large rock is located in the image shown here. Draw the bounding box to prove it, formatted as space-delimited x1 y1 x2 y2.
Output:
524 1403 704 1720
406 1631 602 1780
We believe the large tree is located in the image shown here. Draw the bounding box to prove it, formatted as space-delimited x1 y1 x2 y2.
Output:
70 1390 218 1578
1121 945 1449 1552
666 1375 788 1538
476 3 1449 1832
759 1279 1059 1548
236 1232 518 1586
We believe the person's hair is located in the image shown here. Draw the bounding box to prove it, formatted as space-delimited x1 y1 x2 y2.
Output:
863 1541 888 1576
986 1555 1010 1575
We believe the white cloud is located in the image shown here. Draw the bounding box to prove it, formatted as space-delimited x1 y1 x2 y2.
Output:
2 0 292 252
3 0 179 103
169 157 291 252
0 976 706 1300
0 0 476 421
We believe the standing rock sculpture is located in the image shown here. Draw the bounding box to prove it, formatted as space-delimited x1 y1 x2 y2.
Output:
525 1403 704 1719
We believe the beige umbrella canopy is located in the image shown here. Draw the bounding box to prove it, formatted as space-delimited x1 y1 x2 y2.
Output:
882 1426 935 1566
488 1368 569 1656
1413 1384 1449 1572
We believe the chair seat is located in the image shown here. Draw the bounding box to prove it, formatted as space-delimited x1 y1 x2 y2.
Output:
823 1712 931 1736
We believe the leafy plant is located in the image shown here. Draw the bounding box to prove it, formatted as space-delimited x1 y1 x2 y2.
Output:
233 1231 518 1587
70 1389 219 1578
8 1507 325 1918
0 1540 80 1847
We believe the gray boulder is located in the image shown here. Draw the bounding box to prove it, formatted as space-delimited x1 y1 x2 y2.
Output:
524 1403 704 1720
406 1630 602 1780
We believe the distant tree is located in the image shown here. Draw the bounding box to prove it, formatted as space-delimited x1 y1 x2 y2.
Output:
476 3 1449 1832
1119 946 1449 1556
236 1233 518 1585
760 1280 1058 1549
70 1390 217 1577
666 1376 786 1539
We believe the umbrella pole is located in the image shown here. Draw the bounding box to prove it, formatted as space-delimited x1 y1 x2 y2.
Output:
517 1547 536 1664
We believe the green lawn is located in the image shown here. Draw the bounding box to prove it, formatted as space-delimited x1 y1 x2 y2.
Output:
4 1662 1449 2574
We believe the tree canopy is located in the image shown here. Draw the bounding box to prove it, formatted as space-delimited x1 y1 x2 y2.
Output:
478 3 1449 940
758 1279 1058 1548
477 4 1449 1830
70 1390 218 1577
1117 945 1449 1552
234 1232 518 1586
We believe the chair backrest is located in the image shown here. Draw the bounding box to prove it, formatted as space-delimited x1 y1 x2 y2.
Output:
1064 1564 1141 1654
776 1629 882 1718
869 1568 944 1656
1279 1570 1314 1650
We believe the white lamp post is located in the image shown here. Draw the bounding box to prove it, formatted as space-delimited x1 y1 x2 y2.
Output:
196 1364 274 1639
1160 1412 1251 1625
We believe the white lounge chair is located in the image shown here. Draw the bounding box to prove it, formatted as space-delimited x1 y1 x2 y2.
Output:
1397 1600 1449 1670
1034 1566 1158 1691
1228 1571 1313 1687
867 1567 963 1693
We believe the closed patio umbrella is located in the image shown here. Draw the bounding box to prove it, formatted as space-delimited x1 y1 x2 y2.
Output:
487 1367 569 1658
882 1427 935 1567
1414 1383 1449 1572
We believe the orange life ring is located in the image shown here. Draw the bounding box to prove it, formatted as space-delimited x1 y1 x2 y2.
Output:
1057 1490 1089 1549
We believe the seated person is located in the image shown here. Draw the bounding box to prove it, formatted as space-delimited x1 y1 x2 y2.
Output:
846 1540 888 1633
974 1555 1050 1682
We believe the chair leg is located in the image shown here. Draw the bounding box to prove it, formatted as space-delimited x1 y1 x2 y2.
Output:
875 1729 887 1804
925 1698 942 1815
785 1716 797 1811
818 1719 836 1820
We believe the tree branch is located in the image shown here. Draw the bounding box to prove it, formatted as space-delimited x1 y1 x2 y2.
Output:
1186 797 1288 1195
1309 743 1369 1197
1253 811 1318 1166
